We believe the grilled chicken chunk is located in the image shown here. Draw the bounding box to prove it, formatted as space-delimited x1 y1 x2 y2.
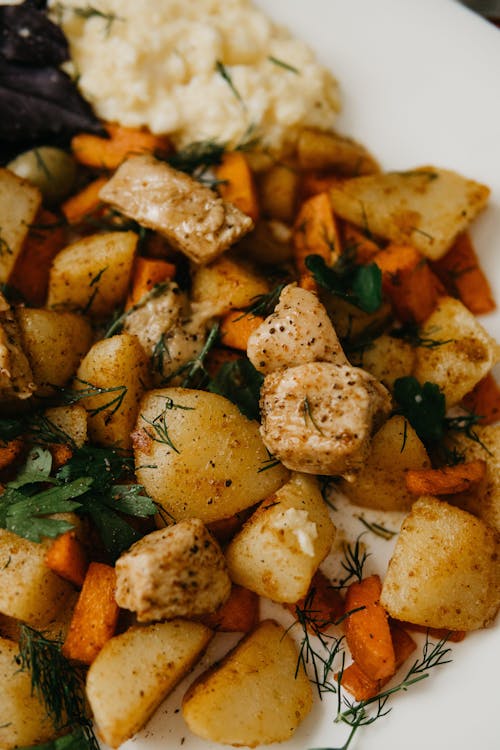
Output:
115 519 231 622
99 155 254 264
247 284 346 374
0 293 35 403
260 362 391 477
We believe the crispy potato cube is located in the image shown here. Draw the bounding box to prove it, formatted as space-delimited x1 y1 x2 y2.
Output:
99 155 253 264
182 620 312 747
115 520 231 622
0 294 35 403
247 283 346 374
329 167 490 260
16 308 93 394
0 169 41 283
414 296 500 406
297 128 380 175
0 637 57 748
225 473 335 602
74 333 149 449
380 496 500 630
359 334 416 391
134 388 289 523
86 620 213 748
258 163 300 222
0 528 74 626
191 254 269 320
340 415 431 512
47 231 137 318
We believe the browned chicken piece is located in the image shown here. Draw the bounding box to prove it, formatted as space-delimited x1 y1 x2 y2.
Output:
260 362 391 478
99 155 254 264
0 293 35 403
115 519 231 622
247 283 347 374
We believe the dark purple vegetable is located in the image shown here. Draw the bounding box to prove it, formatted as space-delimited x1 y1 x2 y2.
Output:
0 0 68 66
0 0 104 161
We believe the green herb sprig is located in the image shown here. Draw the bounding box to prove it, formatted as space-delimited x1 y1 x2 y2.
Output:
305 253 382 314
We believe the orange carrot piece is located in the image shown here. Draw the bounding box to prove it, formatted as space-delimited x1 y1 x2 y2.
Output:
204 347 242 378
373 243 443 323
298 273 320 293
216 151 259 222
9 210 66 307
336 622 416 701
200 584 259 632
344 574 395 681
285 570 344 634
49 444 74 471
462 373 500 424
62 562 119 664
125 256 176 310
300 171 342 200
219 310 265 351
0 439 23 471
341 220 381 264
61 176 108 225
431 232 495 315
45 530 88 588
405 460 486 496
71 122 171 170
292 192 341 275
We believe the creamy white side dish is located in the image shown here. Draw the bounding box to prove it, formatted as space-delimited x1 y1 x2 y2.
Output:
48 0 341 152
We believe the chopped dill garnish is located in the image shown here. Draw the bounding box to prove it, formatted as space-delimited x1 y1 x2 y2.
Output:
391 322 454 349
238 283 286 320
140 397 194 454
356 516 397 540
215 60 245 106
163 323 219 389
302 396 324 434
103 281 170 338
268 55 300 74
55 377 127 420
335 536 370 588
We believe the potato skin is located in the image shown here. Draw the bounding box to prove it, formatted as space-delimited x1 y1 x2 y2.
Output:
133 388 289 523
75 332 149 449
182 620 312 747
380 496 500 630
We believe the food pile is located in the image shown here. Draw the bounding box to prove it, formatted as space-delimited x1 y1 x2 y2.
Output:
0 2 499 750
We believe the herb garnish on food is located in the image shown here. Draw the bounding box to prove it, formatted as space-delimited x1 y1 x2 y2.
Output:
305 253 382 314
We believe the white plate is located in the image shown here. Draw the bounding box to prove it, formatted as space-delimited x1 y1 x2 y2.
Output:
120 2 500 750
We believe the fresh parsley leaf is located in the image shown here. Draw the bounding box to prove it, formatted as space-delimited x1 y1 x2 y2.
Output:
305 254 382 313
107 484 157 516
208 358 263 421
56 445 134 491
7 446 53 488
167 140 226 175
19 729 93 750
83 501 141 559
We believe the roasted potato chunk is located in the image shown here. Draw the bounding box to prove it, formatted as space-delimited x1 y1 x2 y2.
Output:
0 169 41 284
182 620 312 747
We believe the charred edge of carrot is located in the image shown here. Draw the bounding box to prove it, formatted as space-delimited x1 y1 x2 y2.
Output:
292 192 341 274
9 209 67 308
340 220 381 264
199 584 259 632
61 176 109 225
219 310 265 351
344 574 396 681
284 570 344 634
125 256 176 310
300 171 343 200
405 460 487 496
49 444 74 471
44 530 88 588
216 151 259 222
71 123 171 170
0 438 24 471
62 562 119 664
373 244 442 323
431 232 496 315
462 373 500 425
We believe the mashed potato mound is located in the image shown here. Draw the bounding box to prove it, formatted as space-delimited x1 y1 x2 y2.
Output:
49 0 340 153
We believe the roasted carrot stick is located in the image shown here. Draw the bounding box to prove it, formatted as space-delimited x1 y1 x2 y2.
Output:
0 439 23 471
216 151 259 222
373 243 443 323
285 570 344 634
61 176 108 225
219 310 265 351
462 373 500 424
71 122 171 170
431 232 495 315
62 562 119 664
9 210 66 307
405 460 486 495
341 220 381 264
125 256 176 310
344 574 395 681
300 171 342 200
200 584 259 632
292 192 341 275
44 530 88 588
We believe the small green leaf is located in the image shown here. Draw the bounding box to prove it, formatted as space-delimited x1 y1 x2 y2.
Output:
208 358 263 421
351 263 382 313
393 376 446 443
